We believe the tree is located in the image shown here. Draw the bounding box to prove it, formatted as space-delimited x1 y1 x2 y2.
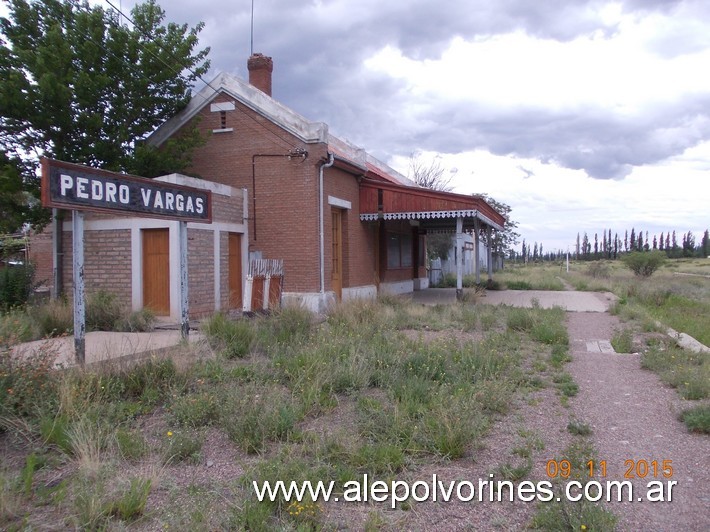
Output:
659 231 664 251
0 150 45 232
408 152 453 191
629 228 636 251
0 0 210 227
474 193 520 263
702 229 710 258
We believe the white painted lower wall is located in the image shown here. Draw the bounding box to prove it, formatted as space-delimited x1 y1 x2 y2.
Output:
342 285 377 302
378 279 414 296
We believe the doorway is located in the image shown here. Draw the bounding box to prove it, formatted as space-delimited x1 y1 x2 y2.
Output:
331 208 343 301
142 228 170 315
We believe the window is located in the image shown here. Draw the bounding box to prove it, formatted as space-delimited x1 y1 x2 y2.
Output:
387 232 413 269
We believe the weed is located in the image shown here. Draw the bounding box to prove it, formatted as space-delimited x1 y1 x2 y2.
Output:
494 458 533 481
680 405 710 434
550 344 571 368
105 477 152 522
202 313 255 359
115 428 148 461
219 383 301 454
162 431 203 464
553 372 579 397
86 290 125 331
170 391 219 428
611 327 634 353
567 419 593 436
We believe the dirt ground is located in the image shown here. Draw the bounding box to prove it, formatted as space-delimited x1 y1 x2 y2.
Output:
565 311 710 531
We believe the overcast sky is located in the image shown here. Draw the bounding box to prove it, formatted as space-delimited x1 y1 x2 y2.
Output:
17 0 710 252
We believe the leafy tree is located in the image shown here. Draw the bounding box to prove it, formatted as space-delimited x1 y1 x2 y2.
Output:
629 228 636 252
0 0 210 226
0 150 46 232
659 231 665 251
702 229 710 258
474 193 520 263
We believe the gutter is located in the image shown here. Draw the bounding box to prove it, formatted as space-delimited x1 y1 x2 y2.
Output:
319 152 335 293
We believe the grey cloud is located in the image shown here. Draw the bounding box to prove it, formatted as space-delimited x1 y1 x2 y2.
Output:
118 0 710 180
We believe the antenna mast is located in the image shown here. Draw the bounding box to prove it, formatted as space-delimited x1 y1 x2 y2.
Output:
250 0 254 55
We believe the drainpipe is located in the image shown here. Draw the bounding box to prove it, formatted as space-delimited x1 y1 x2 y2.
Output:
319 153 335 293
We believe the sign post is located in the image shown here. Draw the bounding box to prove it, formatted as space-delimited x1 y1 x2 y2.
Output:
41 158 212 364
72 211 86 364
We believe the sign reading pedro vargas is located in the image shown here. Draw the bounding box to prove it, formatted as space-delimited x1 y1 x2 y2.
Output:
41 158 212 222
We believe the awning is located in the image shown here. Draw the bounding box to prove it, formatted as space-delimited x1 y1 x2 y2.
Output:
358 178 505 231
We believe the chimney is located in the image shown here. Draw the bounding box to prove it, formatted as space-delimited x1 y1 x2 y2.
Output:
248 53 273 96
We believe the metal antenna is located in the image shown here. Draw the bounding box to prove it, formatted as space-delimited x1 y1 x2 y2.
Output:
250 0 254 55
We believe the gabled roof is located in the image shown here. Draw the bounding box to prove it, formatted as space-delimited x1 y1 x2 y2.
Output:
148 72 328 147
147 72 417 187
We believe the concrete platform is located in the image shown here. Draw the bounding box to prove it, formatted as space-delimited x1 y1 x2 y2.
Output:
11 329 204 369
479 289 617 312
410 288 617 313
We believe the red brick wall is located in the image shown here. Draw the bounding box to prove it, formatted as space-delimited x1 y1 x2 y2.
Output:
61 228 132 309
179 95 329 292
187 228 214 317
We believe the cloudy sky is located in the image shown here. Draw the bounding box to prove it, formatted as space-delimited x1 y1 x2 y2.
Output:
21 0 710 252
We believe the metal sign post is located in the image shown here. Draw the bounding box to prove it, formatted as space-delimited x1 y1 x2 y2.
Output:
178 220 189 340
72 211 86 365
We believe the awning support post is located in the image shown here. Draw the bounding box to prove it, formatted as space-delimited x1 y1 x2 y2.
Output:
474 218 481 285
487 225 493 282
455 216 463 300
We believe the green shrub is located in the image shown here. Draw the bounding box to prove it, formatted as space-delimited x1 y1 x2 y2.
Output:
115 428 149 461
116 308 155 332
106 478 152 522
611 328 634 353
680 405 710 434
586 261 611 279
505 280 532 290
621 251 666 277
28 299 73 337
170 391 219 428
162 431 203 464
202 313 255 358
86 291 124 331
0 264 35 310
0 342 59 418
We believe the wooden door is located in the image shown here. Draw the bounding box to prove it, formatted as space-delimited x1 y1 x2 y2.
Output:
331 209 342 301
228 233 242 309
142 228 170 315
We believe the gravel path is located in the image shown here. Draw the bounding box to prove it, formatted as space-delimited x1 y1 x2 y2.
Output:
566 311 710 531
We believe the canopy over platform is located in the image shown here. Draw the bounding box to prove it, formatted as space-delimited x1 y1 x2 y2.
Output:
359 177 506 296
358 178 505 231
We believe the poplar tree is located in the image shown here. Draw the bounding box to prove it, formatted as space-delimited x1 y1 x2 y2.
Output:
702 229 710 258
630 228 636 251
0 0 210 230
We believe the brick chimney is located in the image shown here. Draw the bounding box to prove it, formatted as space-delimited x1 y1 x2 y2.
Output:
248 53 273 96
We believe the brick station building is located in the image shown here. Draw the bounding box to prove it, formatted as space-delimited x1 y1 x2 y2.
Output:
33 174 248 320
146 53 505 313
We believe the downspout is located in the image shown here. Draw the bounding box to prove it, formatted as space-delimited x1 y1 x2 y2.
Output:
319 152 335 293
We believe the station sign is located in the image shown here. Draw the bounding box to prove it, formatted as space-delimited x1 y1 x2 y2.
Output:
41 158 212 223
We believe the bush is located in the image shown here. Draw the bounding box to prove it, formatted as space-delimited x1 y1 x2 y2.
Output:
28 299 73 337
202 313 254 358
680 405 710 434
0 264 35 310
86 291 124 331
621 251 666 277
